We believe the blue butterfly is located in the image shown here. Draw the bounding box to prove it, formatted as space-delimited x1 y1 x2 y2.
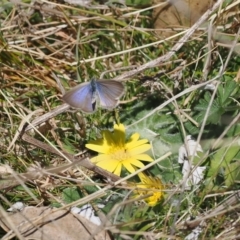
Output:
62 79 125 113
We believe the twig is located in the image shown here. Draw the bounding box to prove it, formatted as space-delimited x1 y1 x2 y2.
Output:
24 103 70 132
21 133 121 181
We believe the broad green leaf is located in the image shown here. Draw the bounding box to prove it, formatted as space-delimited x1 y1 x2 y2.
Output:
62 187 82 203
193 80 239 126
192 151 205 165
206 145 240 187
217 80 239 106
194 92 224 125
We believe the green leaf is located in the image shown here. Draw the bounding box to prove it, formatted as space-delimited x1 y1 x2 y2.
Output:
62 187 82 203
194 92 224 125
83 185 98 194
193 80 239 125
125 0 151 6
125 106 182 156
225 161 240 187
206 145 240 187
192 151 205 165
217 80 239 106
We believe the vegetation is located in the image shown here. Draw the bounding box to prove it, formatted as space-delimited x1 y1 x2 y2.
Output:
0 0 240 239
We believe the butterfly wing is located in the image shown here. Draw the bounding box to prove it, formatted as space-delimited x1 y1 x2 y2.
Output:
62 82 96 113
95 80 125 109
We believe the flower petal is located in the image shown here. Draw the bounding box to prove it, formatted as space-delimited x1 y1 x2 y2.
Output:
138 172 147 182
124 158 145 169
128 144 151 155
135 154 153 162
128 133 140 142
90 154 112 163
126 138 149 149
86 143 110 154
97 161 119 173
113 163 122 176
123 162 136 174
86 123 154 177
111 124 125 146
136 183 148 190
133 173 164 206
102 130 115 146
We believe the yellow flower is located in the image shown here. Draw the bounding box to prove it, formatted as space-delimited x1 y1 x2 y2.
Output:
134 172 164 207
85 123 153 176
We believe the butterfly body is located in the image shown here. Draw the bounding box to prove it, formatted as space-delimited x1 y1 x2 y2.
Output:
62 79 124 113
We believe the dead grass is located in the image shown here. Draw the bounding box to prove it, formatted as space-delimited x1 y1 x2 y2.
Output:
0 0 240 239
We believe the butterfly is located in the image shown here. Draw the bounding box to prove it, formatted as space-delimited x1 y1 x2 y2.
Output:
62 79 125 113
